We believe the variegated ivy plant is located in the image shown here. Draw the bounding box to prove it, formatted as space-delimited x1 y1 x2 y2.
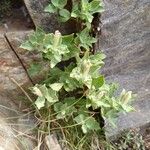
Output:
21 0 134 135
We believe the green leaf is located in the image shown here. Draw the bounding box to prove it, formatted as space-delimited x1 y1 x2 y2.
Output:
121 105 135 112
32 84 58 105
50 56 61 68
20 41 33 51
76 28 97 50
71 2 80 18
32 86 43 97
51 0 67 9
92 76 105 89
35 97 45 109
70 53 94 88
74 114 86 125
21 27 45 52
54 102 77 119
49 83 63 91
86 117 100 131
28 63 42 77
85 12 94 23
29 34 38 45
90 52 106 64
59 9 71 22
34 27 45 44
62 34 74 45
89 0 105 14
74 114 100 133
45 88 58 103
58 64 82 91
44 4 57 13
120 89 133 105
43 34 53 48
62 34 80 60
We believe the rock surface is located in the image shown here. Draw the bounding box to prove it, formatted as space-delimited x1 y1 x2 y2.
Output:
45 134 62 150
98 0 150 137
5 31 49 84
23 0 76 34
0 34 35 149
0 34 32 107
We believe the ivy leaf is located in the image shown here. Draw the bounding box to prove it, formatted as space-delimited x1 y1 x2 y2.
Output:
32 27 45 44
120 89 133 105
89 0 105 14
86 97 110 109
49 83 63 91
84 12 93 24
62 74 82 92
76 28 97 50
43 34 53 48
86 117 100 131
70 53 93 88
87 88 111 109
32 84 58 106
45 88 58 104
50 56 61 68
71 2 80 18
44 4 57 13
20 27 45 51
74 114 86 125
62 34 80 60
32 86 43 97
89 52 106 65
54 102 77 119
20 41 33 51
29 34 38 45
92 76 105 89
82 124 88 134
62 34 74 45
121 105 135 112
28 63 42 77
70 65 92 88
59 9 71 22
51 0 67 9
59 64 82 91
74 114 100 134
35 96 45 109
63 97 77 106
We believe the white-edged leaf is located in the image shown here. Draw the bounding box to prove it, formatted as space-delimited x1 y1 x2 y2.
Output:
44 4 57 13
20 41 33 51
49 83 63 91
35 97 45 109
32 86 43 97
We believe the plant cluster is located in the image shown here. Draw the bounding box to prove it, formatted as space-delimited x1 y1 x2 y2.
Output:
114 130 145 150
21 0 134 149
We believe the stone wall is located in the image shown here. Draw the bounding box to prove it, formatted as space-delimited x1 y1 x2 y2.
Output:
98 0 150 137
24 0 77 34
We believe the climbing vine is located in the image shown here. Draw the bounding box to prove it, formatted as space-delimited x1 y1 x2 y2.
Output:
21 0 134 149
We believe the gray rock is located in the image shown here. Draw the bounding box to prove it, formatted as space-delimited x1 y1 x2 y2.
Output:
0 34 35 149
23 0 76 34
98 0 150 137
5 31 49 84
0 34 33 108
0 102 36 150
45 134 62 150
